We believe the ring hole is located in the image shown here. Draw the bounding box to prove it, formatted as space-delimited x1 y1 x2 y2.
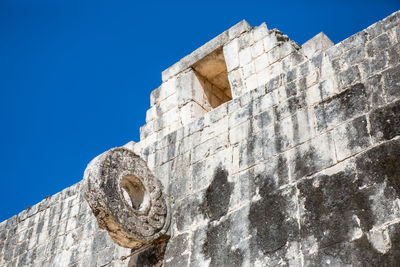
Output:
121 175 147 210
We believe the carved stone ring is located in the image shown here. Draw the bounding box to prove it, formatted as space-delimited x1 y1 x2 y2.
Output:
83 147 170 249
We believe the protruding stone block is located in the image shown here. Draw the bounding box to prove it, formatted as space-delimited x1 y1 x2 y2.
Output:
301 32 334 59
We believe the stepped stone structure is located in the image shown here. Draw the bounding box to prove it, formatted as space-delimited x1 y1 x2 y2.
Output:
1 10 400 267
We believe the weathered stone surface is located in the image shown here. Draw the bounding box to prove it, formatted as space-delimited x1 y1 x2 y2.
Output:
314 83 367 132
369 99 400 142
301 32 334 59
333 115 371 160
2 10 400 267
162 20 250 81
83 147 170 249
383 64 400 102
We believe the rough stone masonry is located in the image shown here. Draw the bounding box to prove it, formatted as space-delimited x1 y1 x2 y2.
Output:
1 10 400 267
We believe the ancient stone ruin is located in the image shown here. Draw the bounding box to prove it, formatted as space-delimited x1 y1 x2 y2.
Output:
1 10 400 266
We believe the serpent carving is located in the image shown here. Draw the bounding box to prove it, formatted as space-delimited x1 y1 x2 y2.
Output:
83 147 170 249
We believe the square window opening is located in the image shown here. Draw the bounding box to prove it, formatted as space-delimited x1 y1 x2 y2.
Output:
191 47 232 110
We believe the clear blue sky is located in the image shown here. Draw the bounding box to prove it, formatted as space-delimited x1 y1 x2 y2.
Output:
0 0 399 222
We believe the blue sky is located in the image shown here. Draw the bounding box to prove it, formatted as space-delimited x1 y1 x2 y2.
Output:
0 0 399 222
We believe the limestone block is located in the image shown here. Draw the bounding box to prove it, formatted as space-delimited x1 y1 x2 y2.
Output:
162 107 180 127
238 134 263 169
151 77 177 107
263 33 278 52
180 101 206 126
265 75 281 93
247 185 300 266
191 148 232 192
146 106 157 122
228 20 251 40
140 121 153 140
314 83 367 132
229 120 251 144
344 45 366 65
255 53 269 73
301 32 334 59
382 10 400 30
253 22 269 41
366 21 384 41
283 50 307 71
337 66 361 89
265 61 283 81
341 31 368 52
266 50 280 70
369 99 400 143
171 192 206 234
223 38 239 72
227 68 245 98
150 86 161 107
333 115 371 160
191 131 228 164
277 82 296 103
299 140 400 266
252 109 274 133
83 147 170 249
242 62 255 79
238 31 254 50
239 91 253 107
163 233 190 265
157 93 178 115
181 131 201 154
273 110 314 153
161 32 229 82
355 138 400 192
364 74 385 110
282 68 298 86
305 70 319 88
245 74 258 91
274 93 307 121
176 70 204 107
229 104 252 128
164 253 190 267
326 43 343 60
153 116 165 133
250 85 266 100
227 98 241 114
383 64 400 102
167 153 192 199
200 116 228 143
306 83 323 105
256 69 269 87
367 33 392 57
361 51 389 78
208 102 228 123
239 47 252 66
144 132 157 147
188 113 210 135
288 132 336 180
279 41 298 59
251 40 264 58
388 42 400 66
260 90 278 110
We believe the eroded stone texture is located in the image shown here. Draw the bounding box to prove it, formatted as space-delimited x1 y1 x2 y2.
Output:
1 10 400 267
83 147 170 249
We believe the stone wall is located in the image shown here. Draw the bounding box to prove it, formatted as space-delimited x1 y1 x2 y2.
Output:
1 10 400 267
0 182 134 267
141 10 400 266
